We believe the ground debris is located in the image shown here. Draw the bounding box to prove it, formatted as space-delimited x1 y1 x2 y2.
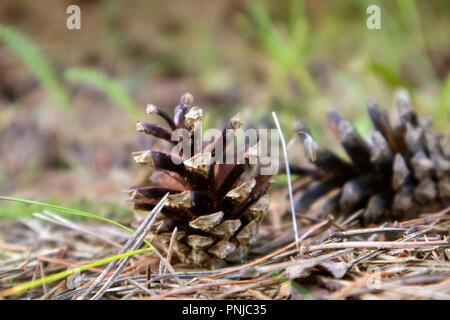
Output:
0 206 448 300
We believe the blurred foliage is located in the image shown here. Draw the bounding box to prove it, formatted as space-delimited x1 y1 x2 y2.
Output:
250 0 446 129
237 0 320 99
0 24 69 108
0 0 449 218
2 0 448 131
437 74 450 130
65 68 139 117
0 198 134 221
291 280 314 300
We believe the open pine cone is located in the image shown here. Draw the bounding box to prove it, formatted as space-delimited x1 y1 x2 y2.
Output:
129 93 271 268
293 96 450 225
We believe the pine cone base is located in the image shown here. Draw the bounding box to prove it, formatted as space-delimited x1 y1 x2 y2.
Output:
150 195 269 268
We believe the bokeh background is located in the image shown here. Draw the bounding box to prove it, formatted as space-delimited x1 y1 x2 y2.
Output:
0 0 449 219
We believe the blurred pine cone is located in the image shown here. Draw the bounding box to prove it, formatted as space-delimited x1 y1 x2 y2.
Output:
293 96 450 225
129 93 271 268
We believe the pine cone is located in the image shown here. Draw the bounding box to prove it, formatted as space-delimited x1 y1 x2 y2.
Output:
293 96 450 225
129 93 271 268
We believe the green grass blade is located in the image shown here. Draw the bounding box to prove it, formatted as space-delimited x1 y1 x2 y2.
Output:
0 247 152 297
0 196 130 231
247 0 288 64
366 60 407 88
0 25 69 108
0 196 154 249
436 74 450 130
290 280 314 300
64 68 139 117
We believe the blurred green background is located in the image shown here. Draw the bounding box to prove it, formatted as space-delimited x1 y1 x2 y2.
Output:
0 0 449 219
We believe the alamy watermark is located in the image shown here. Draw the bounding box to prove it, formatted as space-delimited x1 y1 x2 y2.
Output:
66 5 81 30
67 4 381 31
366 5 381 30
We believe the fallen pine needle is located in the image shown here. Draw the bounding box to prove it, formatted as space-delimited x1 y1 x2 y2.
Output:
306 239 449 252
0 247 153 298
